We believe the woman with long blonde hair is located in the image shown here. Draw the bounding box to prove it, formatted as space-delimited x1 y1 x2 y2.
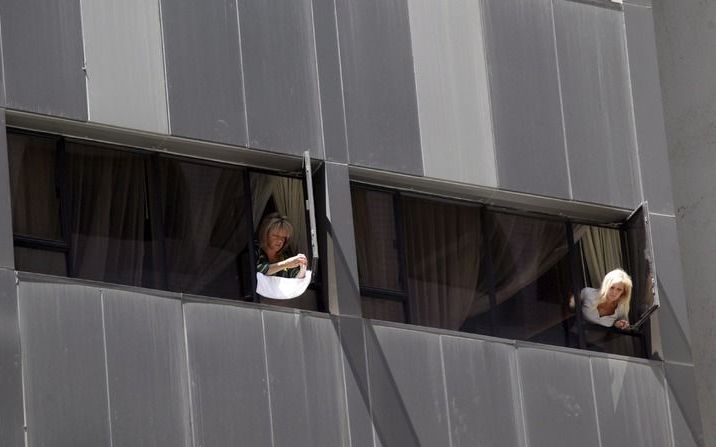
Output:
581 268 633 330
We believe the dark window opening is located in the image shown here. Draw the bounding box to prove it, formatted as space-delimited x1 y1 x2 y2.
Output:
351 183 657 359
7 129 323 311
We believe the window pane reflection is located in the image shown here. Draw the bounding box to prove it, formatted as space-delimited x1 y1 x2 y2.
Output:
7 133 62 240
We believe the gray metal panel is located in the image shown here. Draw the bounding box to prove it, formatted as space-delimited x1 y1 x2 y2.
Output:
408 0 497 187
335 315 374 447
102 289 191 447
262 311 350 447
0 270 23 447
300 314 350 446
624 4 674 214
239 0 323 157
311 0 348 162
517 347 600 447
650 213 692 364
591 357 671 447
161 0 248 146
554 1 639 208
665 362 704 447
367 324 451 447
335 0 423 175
482 0 570 199
80 0 169 133
17 281 110 447
325 162 361 316
0 114 14 268
183 302 272 447
0 0 87 119
441 336 523 447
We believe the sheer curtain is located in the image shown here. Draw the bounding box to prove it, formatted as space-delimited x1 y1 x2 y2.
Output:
161 160 249 298
401 197 483 330
66 144 149 287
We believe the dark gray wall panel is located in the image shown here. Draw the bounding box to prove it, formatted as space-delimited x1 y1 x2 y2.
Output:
665 362 704 447
517 347 599 447
335 316 375 447
592 357 671 447
367 324 450 447
300 314 350 446
325 162 361 315
262 311 350 447
650 213 692 364
442 336 524 447
554 1 639 208
0 270 23 447
408 0 498 187
239 0 323 157
335 0 422 175
624 4 674 214
80 0 169 133
18 281 110 447
161 0 247 146
0 115 13 268
0 0 86 119
102 290 191 447
483 0 570 198
311 0 348 162
184 302 272 447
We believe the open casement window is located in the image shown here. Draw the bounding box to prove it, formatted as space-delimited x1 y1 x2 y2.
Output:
7 129 322 310
351 182 657 359
247 151 320 309
621 202 659 330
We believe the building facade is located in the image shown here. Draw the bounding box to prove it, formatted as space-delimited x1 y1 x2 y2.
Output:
0 0 708 446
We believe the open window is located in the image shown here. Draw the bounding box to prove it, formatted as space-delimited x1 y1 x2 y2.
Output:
7 129 322 310
351 182 658 358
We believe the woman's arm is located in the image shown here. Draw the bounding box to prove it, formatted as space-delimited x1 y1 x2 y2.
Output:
264 254 307 276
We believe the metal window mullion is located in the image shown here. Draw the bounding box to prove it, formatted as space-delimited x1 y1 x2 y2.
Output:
245 171 258 303
148 154 169 290
566 221 585 349
56 137 74 277
481 207 498 337
394 192 411 323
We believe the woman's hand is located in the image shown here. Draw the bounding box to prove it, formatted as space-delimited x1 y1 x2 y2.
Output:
284 254 307 269
614 319 630 330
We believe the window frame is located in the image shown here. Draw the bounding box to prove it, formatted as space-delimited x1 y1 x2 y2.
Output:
351 181 659 358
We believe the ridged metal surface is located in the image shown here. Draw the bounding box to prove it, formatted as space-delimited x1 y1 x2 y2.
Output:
238 0 323 157
160 0 247 146
102 289 191 447
367 325 451 447
18 281 111 447
184 302 273 447
334 0 423 175
0 0 86 119
442 336 524 447
517 346 600 447
407 0 497 187
482 0 570 199
624 4 674 215
554 0 638 208
80 0 169 133
12 277 678 447
0 270 23 447
592 357 672 447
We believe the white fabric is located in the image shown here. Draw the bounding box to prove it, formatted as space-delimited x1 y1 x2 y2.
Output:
581 287 628 327
256 270 312 300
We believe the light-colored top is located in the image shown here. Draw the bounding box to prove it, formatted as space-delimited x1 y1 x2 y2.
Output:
581 287 627 327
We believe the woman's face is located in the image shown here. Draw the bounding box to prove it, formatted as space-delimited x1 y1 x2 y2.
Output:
267 227 289 253
607 282 625 301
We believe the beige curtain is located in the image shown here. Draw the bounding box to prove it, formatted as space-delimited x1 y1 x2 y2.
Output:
251 174 308 255
576 225 623 287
